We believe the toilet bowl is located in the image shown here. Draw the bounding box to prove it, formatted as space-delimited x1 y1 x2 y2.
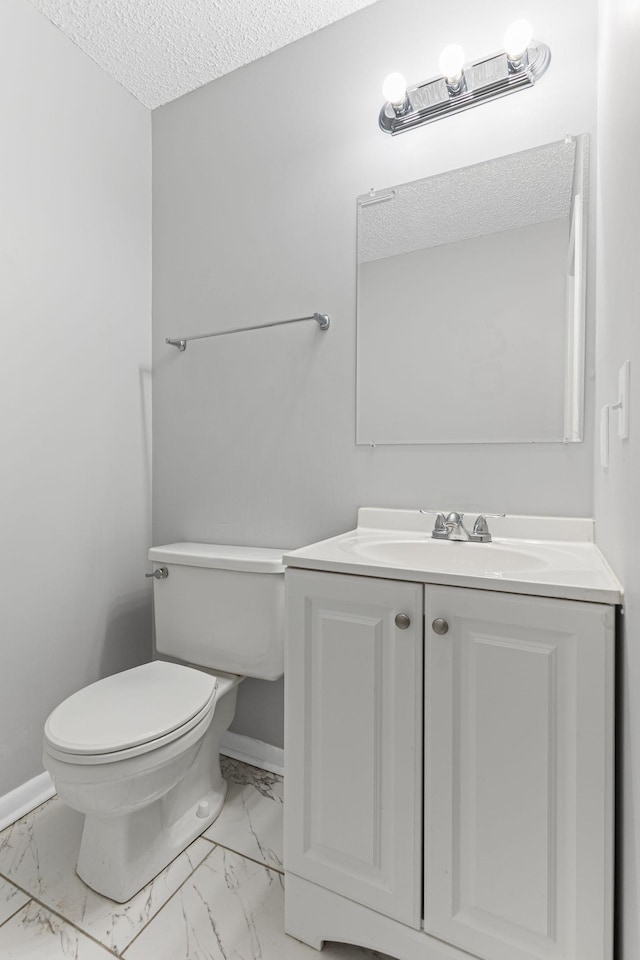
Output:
43 661 240 902
43 543 285 903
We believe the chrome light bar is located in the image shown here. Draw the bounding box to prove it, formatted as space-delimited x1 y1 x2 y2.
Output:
380 34 550 136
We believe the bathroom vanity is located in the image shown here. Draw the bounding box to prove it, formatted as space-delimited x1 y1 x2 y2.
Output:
283 509 621 960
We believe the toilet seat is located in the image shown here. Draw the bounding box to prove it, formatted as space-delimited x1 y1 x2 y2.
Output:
43 661 238 765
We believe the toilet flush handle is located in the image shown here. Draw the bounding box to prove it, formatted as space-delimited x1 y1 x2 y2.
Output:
145 567 169 580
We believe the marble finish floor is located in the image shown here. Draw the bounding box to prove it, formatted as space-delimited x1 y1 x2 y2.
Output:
0 757 391 959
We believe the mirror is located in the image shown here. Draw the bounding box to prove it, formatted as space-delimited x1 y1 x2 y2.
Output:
356 135 589 445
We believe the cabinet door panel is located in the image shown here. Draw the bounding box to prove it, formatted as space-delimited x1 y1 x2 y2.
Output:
285 569 423 928
424 585 614 960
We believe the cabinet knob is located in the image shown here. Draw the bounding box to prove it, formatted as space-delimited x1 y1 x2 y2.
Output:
432 618 449 635
395 613 411 629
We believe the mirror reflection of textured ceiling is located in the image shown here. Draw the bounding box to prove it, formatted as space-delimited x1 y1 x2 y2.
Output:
358 139 576 263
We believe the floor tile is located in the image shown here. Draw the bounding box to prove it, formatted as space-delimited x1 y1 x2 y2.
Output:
205 757 284 870
124 846 390 960
0 797 211 955
0 876 29 926
0 900 115 958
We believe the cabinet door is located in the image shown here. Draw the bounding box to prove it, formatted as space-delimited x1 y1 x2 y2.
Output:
285 569 423 928
424 585 614 960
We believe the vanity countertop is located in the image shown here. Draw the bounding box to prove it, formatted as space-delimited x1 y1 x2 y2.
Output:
284 508 623 605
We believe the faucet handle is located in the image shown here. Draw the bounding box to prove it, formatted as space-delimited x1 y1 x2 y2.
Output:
419 508 447 525
420 509 450 539
472 516 490 537
433 513 448 535
471 513 506 543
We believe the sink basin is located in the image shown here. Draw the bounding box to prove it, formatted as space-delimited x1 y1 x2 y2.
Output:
283 508 624 605
342 538 565 576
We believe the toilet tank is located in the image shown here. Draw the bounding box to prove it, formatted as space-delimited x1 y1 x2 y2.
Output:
148 543 286 680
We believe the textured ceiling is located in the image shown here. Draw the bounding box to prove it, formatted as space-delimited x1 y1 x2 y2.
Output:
29 0 378 109
358 139 578 263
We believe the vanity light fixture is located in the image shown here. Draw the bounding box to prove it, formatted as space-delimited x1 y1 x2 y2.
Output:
380 20 550 135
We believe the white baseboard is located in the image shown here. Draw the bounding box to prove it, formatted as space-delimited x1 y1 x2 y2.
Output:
0 772 55 832
220 731 284 776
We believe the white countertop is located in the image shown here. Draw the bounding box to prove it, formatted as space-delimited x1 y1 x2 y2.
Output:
284 509 623 605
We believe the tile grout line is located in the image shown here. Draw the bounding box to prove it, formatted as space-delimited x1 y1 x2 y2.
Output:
118 833 229 954
0 869 24 886
121 842 284 956
121 841 221 956
0 890 121 958
205 838 284 875
0 897 34 930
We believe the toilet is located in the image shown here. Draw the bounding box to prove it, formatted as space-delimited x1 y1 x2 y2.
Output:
42 542 285 903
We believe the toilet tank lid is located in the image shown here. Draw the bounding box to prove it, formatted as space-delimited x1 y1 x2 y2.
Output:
148 542 287 574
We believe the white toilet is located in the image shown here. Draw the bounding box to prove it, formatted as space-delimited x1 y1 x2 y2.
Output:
42 542 285 903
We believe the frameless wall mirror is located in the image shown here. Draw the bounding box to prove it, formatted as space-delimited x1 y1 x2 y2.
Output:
356 135 589 444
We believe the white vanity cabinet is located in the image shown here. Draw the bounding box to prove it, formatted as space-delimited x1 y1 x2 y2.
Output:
285 569 424 927
423 585 614 960
284 568 614 960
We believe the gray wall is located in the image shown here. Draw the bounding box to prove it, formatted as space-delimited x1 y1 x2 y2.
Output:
152 0 597 747
595 2 640 956
0 0 152 793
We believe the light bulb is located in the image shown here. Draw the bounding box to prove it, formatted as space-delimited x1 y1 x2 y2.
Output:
438 44 465 82
504 20 533 60
382 72 407 106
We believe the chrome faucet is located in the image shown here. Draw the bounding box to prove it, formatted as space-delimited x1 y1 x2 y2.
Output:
420 510 505 543
442 512 471 541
